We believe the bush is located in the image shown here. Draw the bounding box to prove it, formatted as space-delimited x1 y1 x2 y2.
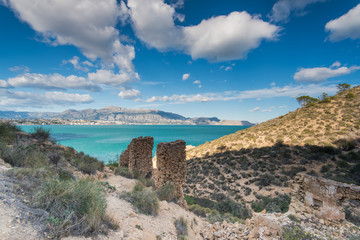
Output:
345 92 355 99
115 166 134 178
174 217 188 240
157 184 177 202
126 183 159 216
188 204 207 217
30 126 50 142
282 224 314 240
1 144 48 167
0 122 20 143
69 154 104 174
251 194 291 213
35 179 109 237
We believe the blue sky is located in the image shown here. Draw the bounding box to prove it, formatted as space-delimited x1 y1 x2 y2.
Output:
0 0 360 122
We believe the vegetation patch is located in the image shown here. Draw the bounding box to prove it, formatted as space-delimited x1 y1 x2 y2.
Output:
36 179 112 237
174 217 188 240
185 195 251 222
125 181 160 216
251 194 291 213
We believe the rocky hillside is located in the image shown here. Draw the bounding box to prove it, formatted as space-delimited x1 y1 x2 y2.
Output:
188 86 360 159
0 106 253 126
185 86 360 205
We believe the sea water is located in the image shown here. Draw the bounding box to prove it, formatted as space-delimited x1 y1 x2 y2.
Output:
20 125 249 163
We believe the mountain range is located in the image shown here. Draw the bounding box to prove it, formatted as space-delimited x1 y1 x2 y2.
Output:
0 106 254 126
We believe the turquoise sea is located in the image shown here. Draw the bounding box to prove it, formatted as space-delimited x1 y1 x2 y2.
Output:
20 125 249 163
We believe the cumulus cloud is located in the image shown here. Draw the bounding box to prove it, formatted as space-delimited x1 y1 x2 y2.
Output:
294 62 360 82
88 69 138 87
127 0 279 62
8 73 101 92
0 89 93 108
5 0 136 73
182 73 190 80
183 11 279 61
63 56 93 72
118 88 141 99
0 80 11 88
145 84 337 103
269 0 326 23
325 3 360 41
127 0 183 50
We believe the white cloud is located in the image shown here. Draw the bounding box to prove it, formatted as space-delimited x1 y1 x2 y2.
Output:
145 84 337 103
63 56 93 72
5 0 136 73
224 66 232 71
294 62 360 82
183 11 279 62
249 107 260 112
118 88 141 99
325 3 360 41
0 80 11 88
127 0 279 62
0 89 93 108
269 0 326 23
88 69 138 87
8 73 102 92
9 65 30 73
193 80 202 88
127 0 183 50
182 73 190 80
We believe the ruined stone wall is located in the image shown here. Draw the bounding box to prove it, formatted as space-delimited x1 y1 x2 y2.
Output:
290 173 360 221
118 136 154 177
119 148 129 167
154 140 186 201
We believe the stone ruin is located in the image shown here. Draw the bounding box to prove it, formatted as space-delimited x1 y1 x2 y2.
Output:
153 140 187 200
290 173 360 221
119 136 154 177
119 137 187 207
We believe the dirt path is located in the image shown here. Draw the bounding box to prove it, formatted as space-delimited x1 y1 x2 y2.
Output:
0 162 44 240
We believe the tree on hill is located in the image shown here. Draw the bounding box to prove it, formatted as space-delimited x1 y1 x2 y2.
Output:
337 83 351 93
296 95 319 107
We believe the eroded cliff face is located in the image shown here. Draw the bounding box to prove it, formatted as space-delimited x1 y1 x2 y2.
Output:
290 173 360 221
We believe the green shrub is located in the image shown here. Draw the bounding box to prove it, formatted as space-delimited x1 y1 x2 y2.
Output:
115 166 134 178
251 194 291 213
7 167 54 191
105 159 119 170
157 184 177 202
345 92 355 99
288 214 299 223
174 217 188 240
0 122 20 143
1 144 48 167
35 179 109 237
30 126 50 142
126 184 159 216
68 154 104 174
282 224 315 240
188 204 207 217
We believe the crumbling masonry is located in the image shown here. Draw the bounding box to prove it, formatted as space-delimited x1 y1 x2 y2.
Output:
119 136 154 177
290 173 360 221
154 140 187 200
119 137 187 207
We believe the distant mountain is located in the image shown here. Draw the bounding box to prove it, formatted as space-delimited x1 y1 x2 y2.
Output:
0 106 254 126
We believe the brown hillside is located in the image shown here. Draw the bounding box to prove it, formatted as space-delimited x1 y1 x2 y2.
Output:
184 85 360 205
187 85 360 160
